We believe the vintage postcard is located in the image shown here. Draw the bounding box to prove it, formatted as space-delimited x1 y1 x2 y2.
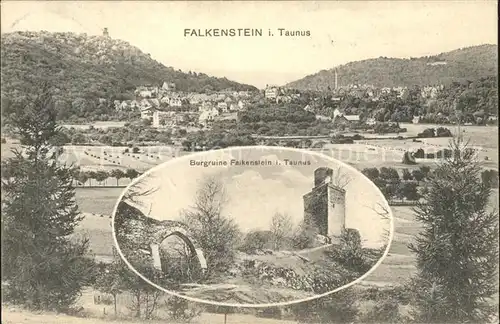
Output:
1 1 498 324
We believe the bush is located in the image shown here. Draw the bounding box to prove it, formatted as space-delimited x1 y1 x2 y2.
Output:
417 128 435 138
238 230 272 253
289 288 359 323
436 127 452 137
291 221 319 250
414 148 425 158
164 296 203 322
481 169 499 188
326 228 372 276
362 297 403 323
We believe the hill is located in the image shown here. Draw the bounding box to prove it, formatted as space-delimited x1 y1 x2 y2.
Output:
0 31 257 120
286 44 498 90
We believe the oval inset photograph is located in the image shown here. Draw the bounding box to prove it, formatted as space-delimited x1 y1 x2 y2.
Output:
112 146 394 307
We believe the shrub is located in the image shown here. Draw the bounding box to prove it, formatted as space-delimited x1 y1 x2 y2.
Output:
291 221 319 250
239 230 272 253
362 297 403 323
414 148 425 158
164 296 203 322
289 288 359 323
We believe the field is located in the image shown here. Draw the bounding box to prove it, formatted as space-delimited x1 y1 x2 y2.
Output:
2 304 298 324
61 121 128 130
400 123 499 149
2 123 497 173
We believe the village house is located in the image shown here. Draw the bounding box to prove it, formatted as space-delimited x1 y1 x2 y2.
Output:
316 115 331 122
332 108 360 126
229 103 238 112
169 97 182 107
217 102 229 113
160 95 182 108
237 100 246 110
162 82 176 91
276 95 292 104
153 111 173 128
140 106 155 120
152 111 185 128
366 118 377 126
199 101 214 112
238 90 251 97
198 107 219 127
265 85 280 100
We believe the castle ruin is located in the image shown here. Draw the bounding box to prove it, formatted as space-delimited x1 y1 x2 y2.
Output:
303 167 346 239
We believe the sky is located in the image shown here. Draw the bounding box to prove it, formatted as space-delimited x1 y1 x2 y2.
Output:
120 147 392 249
1 1 497 88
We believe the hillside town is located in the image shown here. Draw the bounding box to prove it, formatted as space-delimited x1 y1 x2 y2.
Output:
106 79 496 136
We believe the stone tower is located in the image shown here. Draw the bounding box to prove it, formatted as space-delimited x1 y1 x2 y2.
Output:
103 27 109 38
303 167 346 238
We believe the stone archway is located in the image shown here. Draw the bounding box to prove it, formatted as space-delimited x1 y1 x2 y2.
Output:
115 201 207 275
149 220 207 274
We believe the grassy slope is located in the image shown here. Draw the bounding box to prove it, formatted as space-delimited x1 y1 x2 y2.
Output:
286 44 497 90
0 31 257 106
1 305 298 324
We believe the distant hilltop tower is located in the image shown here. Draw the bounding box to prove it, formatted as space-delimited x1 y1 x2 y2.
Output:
303 167 346 239
103 27 109 38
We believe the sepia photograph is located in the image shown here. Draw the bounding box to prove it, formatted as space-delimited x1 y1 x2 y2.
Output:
112 147 393 306
1 1 498 323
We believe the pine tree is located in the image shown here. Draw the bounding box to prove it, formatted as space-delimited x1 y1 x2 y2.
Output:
1 83 94 311
409 137 499 323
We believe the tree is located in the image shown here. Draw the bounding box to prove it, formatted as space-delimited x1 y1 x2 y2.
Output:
362 167 380 181
291 220 319 250
94 249 125 317
481 169 499 189
289 288 359 323
76 170 89 186
125 168 139 180
402 168 413 181
398 182 420 201
1 84 94 311
380 167 400 182
95 170 108 186
419 165 431 179
239 230 272 253
411 169 425 183
182 176 241 277
409 138 499 323
326 228 371 276
110 169 125 186
269 212 293 250
86 170 97 186
164 296 203 322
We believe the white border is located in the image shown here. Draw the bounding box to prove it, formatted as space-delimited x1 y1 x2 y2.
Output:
111 145 395 308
